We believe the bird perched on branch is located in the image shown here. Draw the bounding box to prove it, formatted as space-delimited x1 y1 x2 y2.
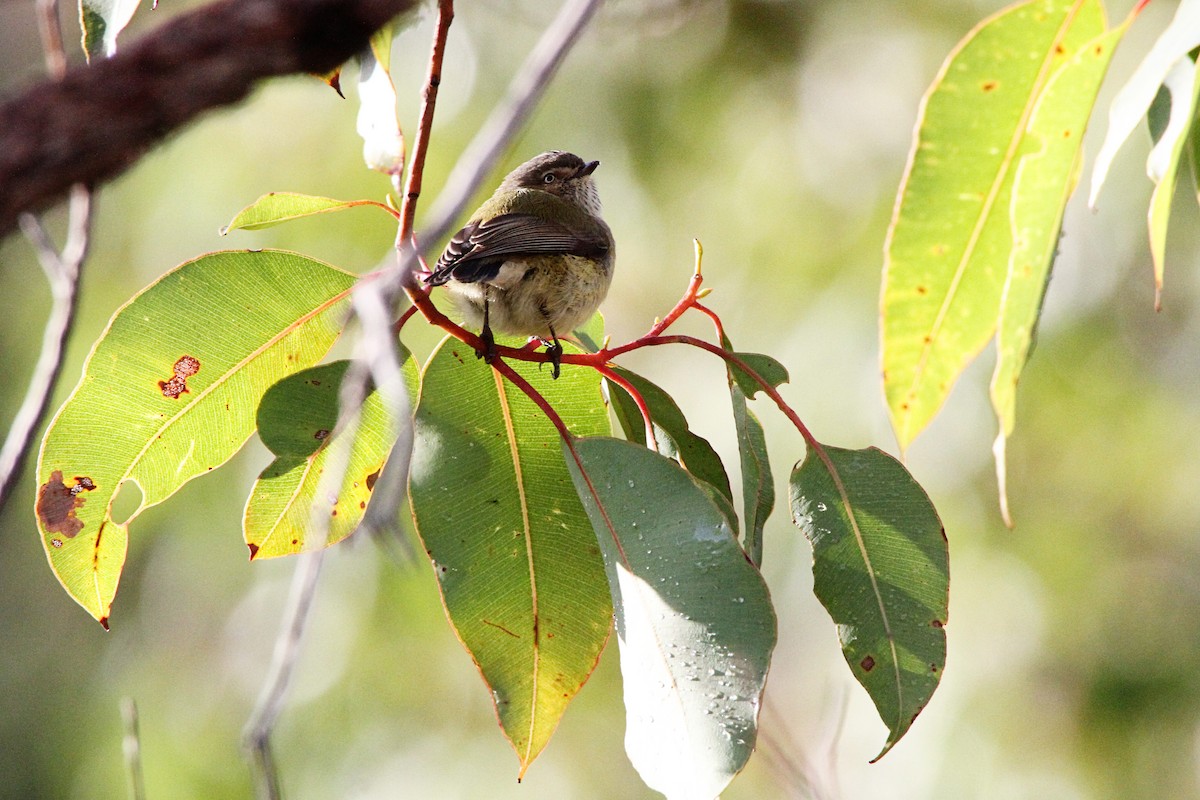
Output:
426 150 615 378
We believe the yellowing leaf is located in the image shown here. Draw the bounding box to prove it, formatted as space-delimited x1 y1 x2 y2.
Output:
36 251 355 625
882 0 1106 450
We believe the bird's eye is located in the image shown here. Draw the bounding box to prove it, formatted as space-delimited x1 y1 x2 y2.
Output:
542 173 556 184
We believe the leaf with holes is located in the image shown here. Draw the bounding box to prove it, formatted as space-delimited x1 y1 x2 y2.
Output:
882 0 1105 450
408 336 612 775
221 193 395 234
790 445 947 761
566 437 776 799
243 351 418 559
35 250 356 626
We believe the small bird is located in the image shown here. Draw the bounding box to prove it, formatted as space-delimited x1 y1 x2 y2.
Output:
426 150 615 378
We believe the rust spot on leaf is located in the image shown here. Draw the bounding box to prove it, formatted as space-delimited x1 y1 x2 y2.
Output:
314 429 330 441
37 470 90 538
860 655 876 672
366 469 380 491
980 79 999 92
247 542 260 560
915 285 928 295
159 355 201 399
291 538 298 546
932 619 945 628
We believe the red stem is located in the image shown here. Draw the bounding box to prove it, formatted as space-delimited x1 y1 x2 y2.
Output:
592 363 658 451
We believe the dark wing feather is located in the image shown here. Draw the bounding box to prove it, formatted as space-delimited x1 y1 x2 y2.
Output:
427 213 609 286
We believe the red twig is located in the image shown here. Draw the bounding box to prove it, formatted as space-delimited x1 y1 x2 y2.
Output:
489 358 573 442
592 363 658 451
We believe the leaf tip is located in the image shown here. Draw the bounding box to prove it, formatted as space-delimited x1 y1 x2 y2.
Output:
98 615 110 631
247 542 260 561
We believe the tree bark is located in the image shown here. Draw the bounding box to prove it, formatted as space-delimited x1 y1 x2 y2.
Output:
0 0 419 238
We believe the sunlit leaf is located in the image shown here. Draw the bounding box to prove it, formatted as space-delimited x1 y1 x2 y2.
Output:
882 0 1105 450
221 193 394 234
790 445 947 761
357 25 404 174
1089 0 1200 206
36 251 356 625
990 23 1121 524
243 351 418 559
80 0 141 60
566 437 776 800
409 337 612 775
1145 56 1200 310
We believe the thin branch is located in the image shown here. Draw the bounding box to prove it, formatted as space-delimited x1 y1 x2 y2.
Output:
0 171 92 515
242 549 326 800
0 0 420 238
418 0 607 249
120 697 147 800
241 4 453 794
34 0 67 79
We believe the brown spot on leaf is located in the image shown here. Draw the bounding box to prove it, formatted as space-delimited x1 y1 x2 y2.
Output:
359 501 366 510
37 470 88 538
99 616 110 631
291 538 298 546
159 355 201 399
981 79 999 92
50 538 63 548
314 429 330 441
861 655 876 672
932 619 944 628
247 542 260 560
366 469 380 491
915 285 928 295
72 476 96 494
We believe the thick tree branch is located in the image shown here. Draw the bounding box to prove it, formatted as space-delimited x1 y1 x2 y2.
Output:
0 0 419 238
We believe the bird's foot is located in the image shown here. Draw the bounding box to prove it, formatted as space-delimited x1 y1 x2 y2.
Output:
542 338 563 380
476 326 497 364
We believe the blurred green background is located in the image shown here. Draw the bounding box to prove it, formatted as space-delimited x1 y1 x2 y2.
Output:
2 0 1198 797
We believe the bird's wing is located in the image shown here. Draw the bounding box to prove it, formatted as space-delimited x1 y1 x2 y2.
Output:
427 213 610 286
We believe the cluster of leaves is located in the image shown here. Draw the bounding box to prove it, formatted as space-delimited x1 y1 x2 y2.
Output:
882 0 1200 522
35 190 948 796
27 0 1200 796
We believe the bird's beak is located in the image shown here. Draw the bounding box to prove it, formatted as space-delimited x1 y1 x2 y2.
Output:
577 160 600 177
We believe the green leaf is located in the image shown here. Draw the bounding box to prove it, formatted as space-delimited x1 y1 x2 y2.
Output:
730 384 772 566
990 23 1121 522
221 193 393 234
565 437 776 799
36 250 356 626
719 333 775 566
80 0 141 61
408 337 612 774
728 351 788 398
243 351 418 559
604 365 734 508
882 0 1105 450
1146 56 1200 310
790 445 948 761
